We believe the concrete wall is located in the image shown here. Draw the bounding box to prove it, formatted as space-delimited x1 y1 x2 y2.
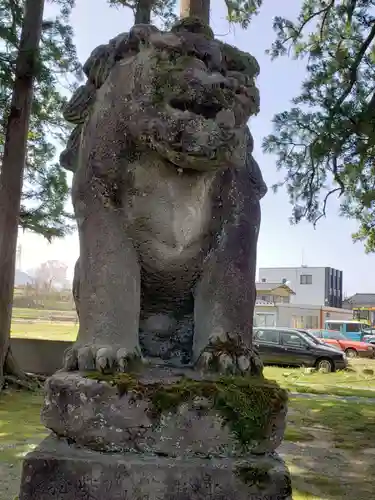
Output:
322 306 352 322
10 306 352 375
274 304 352 329
276 304 320 328
10 338 72 375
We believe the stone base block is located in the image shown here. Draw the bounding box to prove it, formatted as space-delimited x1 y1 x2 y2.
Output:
42 367 287 456
19 435 292 500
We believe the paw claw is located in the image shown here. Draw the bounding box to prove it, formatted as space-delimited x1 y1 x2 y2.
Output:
238 355 250 372
77 346 95 371
116 348 129 372
63 347 78 371
63 344 143 373
196 351 210 370
196 346 263 376
96 347 115 372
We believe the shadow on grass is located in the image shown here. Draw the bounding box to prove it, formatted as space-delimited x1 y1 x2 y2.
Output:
0 390 46 464
285 396 375 499
290 464 375 500
288 396 375 450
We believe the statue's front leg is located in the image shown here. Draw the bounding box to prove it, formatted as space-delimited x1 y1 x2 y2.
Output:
64 176 142 373
193 184 262 376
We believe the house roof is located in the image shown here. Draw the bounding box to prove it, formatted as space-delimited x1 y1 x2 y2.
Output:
255 282 295 294
344 293 375 306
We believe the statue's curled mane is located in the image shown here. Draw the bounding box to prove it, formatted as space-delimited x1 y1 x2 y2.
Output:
59 18 261 176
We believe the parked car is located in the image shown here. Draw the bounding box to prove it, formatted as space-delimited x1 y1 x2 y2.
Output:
324 320 365 341
297 329 343 352
253 327 347 372
363 335 375 346
307 329 375 358
362 328 375 345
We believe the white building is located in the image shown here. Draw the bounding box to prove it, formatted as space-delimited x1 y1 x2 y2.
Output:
258 266 343 308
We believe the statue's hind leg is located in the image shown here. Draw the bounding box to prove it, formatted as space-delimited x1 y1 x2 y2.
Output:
64 183 142 373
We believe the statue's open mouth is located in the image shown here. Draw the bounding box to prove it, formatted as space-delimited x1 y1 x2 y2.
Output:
170 97 223 120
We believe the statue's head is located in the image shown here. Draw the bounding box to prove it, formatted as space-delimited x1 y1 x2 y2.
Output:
61 18 260 172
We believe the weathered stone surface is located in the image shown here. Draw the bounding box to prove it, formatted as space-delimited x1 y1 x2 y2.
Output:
58 17 267 373
19 17 292 500
19 435 292 500
42 367 287 456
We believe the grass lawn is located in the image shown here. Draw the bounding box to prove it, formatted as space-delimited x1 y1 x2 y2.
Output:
1 388 374 500
264 361 375 398
284 394 375 499
12 308 76 321
9 315 375 396
10 321 78 342
0 391 47 500
6 312 374 498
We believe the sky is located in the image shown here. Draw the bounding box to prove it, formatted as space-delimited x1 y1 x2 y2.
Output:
18 0 375 295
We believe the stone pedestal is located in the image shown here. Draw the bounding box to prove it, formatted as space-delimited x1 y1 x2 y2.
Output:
19 366 292 499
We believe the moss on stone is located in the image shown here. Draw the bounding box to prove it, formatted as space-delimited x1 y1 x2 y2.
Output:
220 41 260 78
84 371 287 448
235 463 273 488
171 17 214 40
150 55 185 105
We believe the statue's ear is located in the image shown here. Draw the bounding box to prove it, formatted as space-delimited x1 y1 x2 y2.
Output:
245 127 267 200
63 84 96 125
247 154 268 200
83 44 115 89
60 125 82 173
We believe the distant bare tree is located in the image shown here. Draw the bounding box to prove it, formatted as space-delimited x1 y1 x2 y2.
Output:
33 260 68 290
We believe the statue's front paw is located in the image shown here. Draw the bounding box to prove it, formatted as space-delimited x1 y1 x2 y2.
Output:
63 344 143 373
196 340 263 376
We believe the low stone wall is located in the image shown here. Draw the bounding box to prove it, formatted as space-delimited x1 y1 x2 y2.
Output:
10 338 73 375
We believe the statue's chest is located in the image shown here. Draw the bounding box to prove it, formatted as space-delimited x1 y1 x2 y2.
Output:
124 160 216 249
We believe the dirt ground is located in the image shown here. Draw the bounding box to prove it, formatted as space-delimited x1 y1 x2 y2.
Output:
281 434 375 499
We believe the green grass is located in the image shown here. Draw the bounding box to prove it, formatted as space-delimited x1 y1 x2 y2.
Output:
1 385 375 499
0 391 47 500
9 314 375 396
264 363 375 398
12 307 76 321
5 312 375 499
10 322 77 341
286 395 375 451
0 391 47 464
284 426 315 443
284 395 375 499
292 492 321 500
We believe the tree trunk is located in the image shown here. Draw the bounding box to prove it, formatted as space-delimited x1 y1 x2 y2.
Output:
134 0 152 24
0 0 45 388
180 0 210 24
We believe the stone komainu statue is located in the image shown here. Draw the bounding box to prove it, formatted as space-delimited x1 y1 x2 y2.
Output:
61 18 268 373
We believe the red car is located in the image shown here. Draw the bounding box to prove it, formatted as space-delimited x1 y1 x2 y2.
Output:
307 329 375 358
